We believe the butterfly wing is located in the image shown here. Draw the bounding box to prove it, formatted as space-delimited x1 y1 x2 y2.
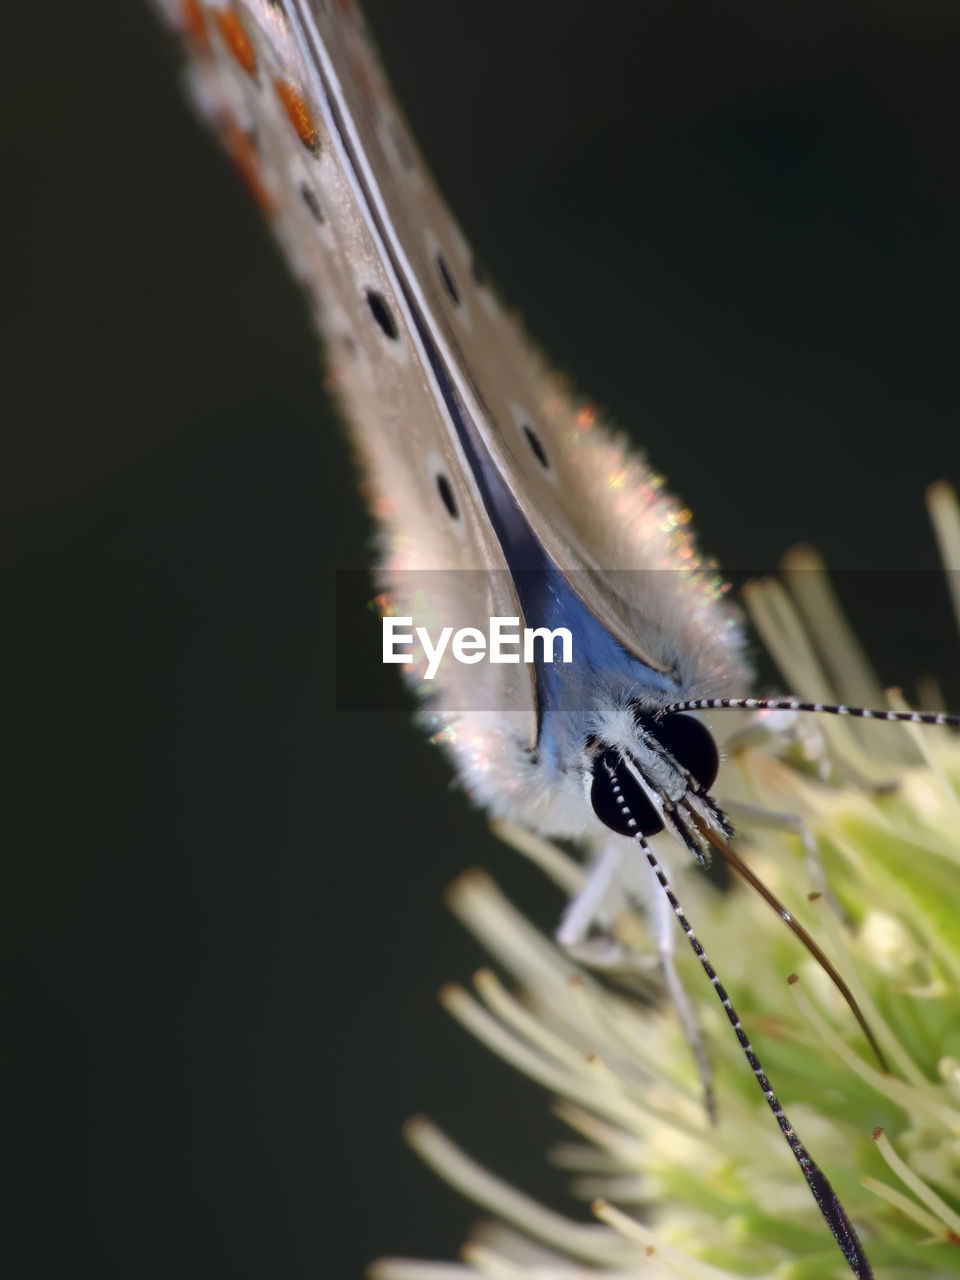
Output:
160 0 544 750
278 0 747 695
158 0 750 819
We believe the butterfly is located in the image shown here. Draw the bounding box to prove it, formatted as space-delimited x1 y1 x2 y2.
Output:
154 3 960 1275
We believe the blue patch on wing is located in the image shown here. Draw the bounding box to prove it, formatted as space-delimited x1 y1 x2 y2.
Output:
473 447 676 745
401 298 676 751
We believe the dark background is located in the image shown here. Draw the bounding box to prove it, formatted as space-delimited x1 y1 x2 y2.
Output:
4 1 960 1275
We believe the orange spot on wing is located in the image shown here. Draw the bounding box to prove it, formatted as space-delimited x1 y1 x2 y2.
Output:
273 80 321 155
212 6 257 79
180 0 209 49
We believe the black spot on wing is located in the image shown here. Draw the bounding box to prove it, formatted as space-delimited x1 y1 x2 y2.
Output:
436 473 458 519
523 424 548 469
365 289 399 340
436 253 460 306
298 183 325 224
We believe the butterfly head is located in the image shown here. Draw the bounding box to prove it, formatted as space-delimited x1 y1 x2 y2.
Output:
585 705 732 860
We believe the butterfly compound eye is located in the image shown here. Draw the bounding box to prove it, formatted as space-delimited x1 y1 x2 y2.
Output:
656 713 719 791
589 748 664 838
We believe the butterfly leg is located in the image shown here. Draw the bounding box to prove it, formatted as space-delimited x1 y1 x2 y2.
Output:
554 844 645 968
559 842 717 1121
725 716 898 795
493 819 716 1117
491 820 656 972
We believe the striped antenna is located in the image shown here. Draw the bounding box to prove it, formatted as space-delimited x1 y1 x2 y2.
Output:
600 756 873 1279
663 696 960 728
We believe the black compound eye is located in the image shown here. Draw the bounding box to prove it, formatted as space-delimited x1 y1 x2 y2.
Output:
655 714 719 791
590 748 664 838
